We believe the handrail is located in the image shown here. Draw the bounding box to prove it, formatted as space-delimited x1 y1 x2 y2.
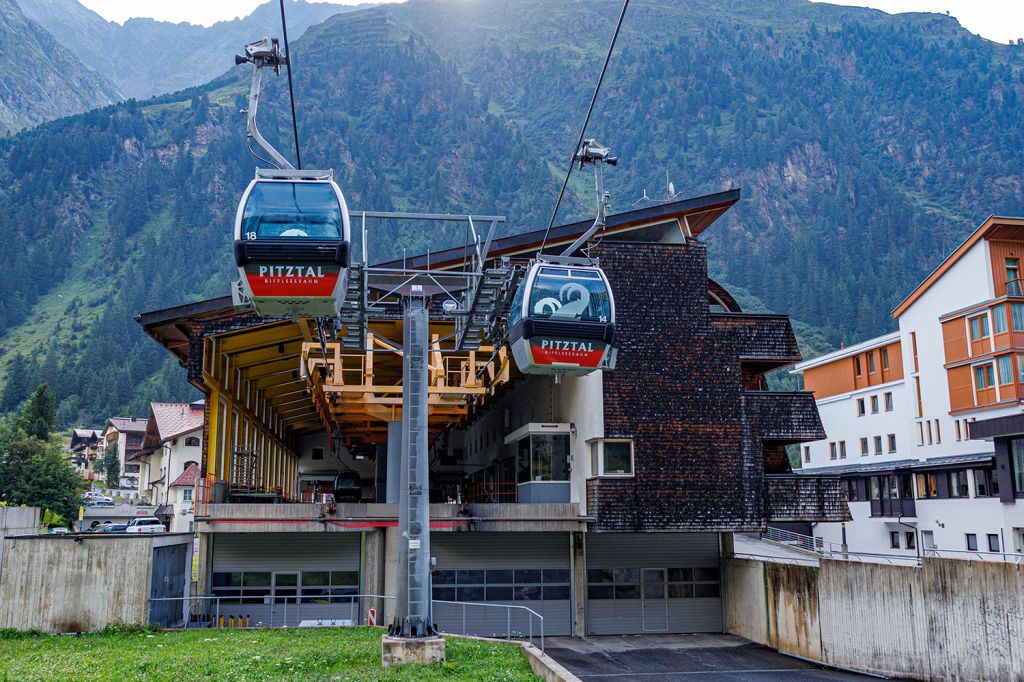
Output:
432 599 544 652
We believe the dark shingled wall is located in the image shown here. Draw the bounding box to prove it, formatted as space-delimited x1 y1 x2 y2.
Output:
590 239 839 531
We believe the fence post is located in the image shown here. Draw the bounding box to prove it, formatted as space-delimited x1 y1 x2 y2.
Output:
215 599 220 630
463 603 467 635
284 598 288 628
507 609 511 641
540 615 544 653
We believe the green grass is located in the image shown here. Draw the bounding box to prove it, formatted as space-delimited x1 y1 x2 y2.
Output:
0 626 539 682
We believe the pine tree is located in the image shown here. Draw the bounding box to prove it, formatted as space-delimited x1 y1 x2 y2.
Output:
18 384 57 441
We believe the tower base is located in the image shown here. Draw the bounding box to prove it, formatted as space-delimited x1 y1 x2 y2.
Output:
381 635 446 667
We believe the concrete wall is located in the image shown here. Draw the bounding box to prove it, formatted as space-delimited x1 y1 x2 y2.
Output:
0 534 191 633
0 507 40 583
725 556 1024 681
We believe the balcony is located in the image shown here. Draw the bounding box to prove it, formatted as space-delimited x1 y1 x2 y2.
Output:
764 475 851 523
193 501 589 534
869 497 917 519
744 391 825 442
710 313 801 371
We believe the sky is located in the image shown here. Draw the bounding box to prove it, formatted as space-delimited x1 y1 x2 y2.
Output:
78 0 1024 43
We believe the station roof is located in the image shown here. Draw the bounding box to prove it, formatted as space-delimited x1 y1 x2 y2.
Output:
137 190 741 438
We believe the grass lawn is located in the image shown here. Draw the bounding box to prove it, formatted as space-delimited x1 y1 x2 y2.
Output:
0 626 539 682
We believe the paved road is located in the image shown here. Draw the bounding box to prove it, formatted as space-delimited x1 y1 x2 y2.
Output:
545 634 870 681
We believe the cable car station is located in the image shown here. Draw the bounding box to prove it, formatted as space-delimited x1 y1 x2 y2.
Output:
138 184 850 639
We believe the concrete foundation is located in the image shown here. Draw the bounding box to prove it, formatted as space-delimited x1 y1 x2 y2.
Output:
381 635 446 667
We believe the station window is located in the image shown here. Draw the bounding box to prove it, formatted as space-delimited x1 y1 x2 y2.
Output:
590 440 634 477
513 431 569 483
433 568 570 603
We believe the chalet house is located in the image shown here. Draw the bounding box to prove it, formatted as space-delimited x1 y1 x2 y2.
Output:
134 402 204 532
137 190 848 635
102 417 148 491
66 428 104 483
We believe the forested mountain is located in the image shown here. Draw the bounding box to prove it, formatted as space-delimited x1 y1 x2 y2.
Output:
1 0 1023 425
0 0 119 134
16 0 367 99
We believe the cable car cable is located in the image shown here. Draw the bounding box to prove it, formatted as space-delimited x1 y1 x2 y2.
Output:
279 0 303 170
538 0 630 253
247 139 277 169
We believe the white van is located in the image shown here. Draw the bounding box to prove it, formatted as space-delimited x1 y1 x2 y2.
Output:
125 517 166 533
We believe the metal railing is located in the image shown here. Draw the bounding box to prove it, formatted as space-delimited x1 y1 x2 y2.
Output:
432 599 544 652
147 594 544 651
760 528 1024 566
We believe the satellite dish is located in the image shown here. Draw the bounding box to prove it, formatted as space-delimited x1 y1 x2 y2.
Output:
668 181 675 197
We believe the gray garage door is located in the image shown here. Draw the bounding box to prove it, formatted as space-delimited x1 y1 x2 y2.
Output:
211 532 362 626
586 533 722 635
431 532 572 637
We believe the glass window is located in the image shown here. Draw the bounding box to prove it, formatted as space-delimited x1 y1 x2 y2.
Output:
433 570 456 585
857 398 865 416
486 586 513 601
432 586 456 601
1013 439 1024 493
870 396 879 413
950 470 968 498
988 534 1000 553
329 571 358 586
486 570 513 584
829 442 837 460
542 569 570 584
975 364 995 389
183 488 193 501
601 441 633 476
888 434 897 453
860 438 869 456
457 570 486 585
1008 258 1021 296
241 181 343 239
854 356 862 376
874 436 883 455
999 356 1014 384
588 585 613 600
970 315 990 340
966 534 978 551
544 585 571 600
587 569 613 584
993 304 1008 333
974 469 990 497
301 572 329 587
458 586 485 602
867 352 876 373
881 347 890 370
526 434 569 482
884 392 893 411
839 441 847 459
803 446 810 463
1013 303 1024 331
528 268 611 322
514 569 542 584
869 477 881 500
905 532 916 550
890 531 900 549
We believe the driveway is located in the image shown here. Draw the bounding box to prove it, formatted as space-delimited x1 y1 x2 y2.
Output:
545 634 871 680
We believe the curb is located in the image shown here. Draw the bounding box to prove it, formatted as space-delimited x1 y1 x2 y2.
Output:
446 634 581 682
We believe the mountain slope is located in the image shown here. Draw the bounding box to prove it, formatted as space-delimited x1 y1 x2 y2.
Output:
0 0 119 135
1 0 1024 424
17 0 367 99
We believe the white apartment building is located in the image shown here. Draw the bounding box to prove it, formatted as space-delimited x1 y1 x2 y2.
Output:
793 216 1024 558
102 417 148 491
135 401 204 533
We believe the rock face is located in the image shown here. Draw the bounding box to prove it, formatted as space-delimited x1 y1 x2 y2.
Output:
0 0 119 135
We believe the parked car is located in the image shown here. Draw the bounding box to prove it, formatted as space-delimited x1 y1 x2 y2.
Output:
125 517 166 533
83 491 113 505
98 524 129 534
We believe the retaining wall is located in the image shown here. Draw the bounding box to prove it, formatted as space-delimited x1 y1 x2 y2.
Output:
725 556 1024 681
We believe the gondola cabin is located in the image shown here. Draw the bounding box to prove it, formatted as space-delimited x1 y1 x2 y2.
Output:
508 260 616 377
233 169 352 318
